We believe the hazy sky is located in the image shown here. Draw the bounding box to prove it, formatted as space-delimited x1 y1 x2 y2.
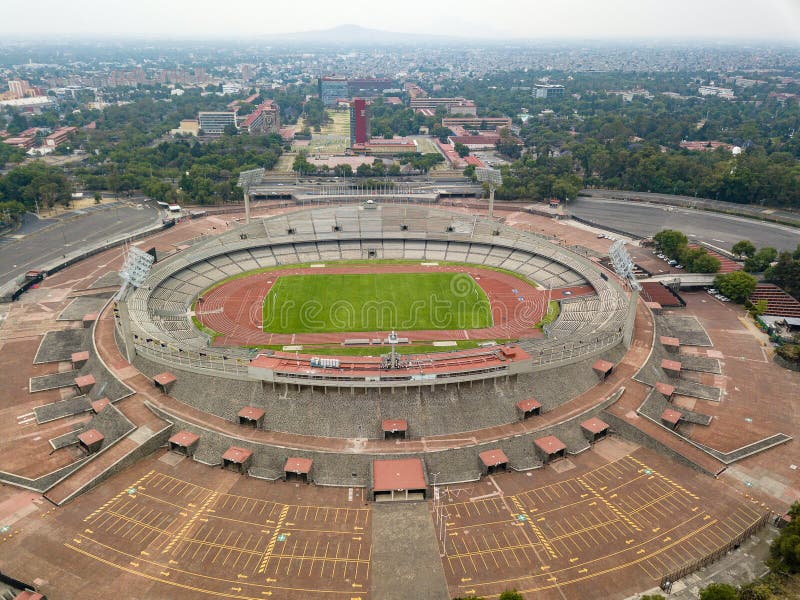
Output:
2 0 800 41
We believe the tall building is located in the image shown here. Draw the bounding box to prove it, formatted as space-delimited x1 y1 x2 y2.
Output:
534 84 566 99
319 76 349 107
350 99 370 146
198 111 237 135
8 79 31 99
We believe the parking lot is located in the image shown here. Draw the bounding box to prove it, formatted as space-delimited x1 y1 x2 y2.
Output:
436 447 767 599
63 457 371 599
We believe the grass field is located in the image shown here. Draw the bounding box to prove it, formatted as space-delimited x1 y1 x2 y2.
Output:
262 272 493 333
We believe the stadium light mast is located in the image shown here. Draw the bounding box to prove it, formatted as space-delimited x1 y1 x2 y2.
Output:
608 240 641 292
238 168 265 225
475 167 503 219
117 245 155 363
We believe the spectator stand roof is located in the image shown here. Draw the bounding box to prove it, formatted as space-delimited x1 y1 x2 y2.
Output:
372 458 427 492
169 430 200 448
580 417 610 435
221 446 252 464
381 419 408 433
534 435 567 455
479 449 509 468
238 406 266 421
284 457 313 475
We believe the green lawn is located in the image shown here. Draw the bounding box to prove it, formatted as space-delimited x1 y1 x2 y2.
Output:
262 272 493 333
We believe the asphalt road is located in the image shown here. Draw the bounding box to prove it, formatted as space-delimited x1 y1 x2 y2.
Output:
0 202 161 288
568 197 800 253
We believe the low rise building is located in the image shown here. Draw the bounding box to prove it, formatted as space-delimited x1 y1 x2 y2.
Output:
44 126 77 148
239 100 280 135
198 111 237 135
534 84 566 99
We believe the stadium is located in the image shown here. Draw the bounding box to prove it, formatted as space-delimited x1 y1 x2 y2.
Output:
0 199 792 600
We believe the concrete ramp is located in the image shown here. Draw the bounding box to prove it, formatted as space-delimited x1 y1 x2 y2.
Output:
370 502 449 600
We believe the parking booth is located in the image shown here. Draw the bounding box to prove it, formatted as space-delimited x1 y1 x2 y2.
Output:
381 419 408 440
91 397 110 414
534 435 567 464
661 408 683 430
71 351 90 369
78 429 104 454
479 448 510 476
659 336 680 354
74 374 96 395
592 360 614 382
284 457 313 483
238 406 266 429
221 446 253 474
580 417 610 443
371 458 427 502
516 398 542 421
168 431 200 457
153 371 177 393
655 382 675 401
661 359 682 379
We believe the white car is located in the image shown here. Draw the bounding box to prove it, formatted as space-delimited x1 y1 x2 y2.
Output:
675 264 683 269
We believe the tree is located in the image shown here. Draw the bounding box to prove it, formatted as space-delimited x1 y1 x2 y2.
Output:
732 240 756 259
292 151 315 175
692 252 722 274
498 591 524 600
698 583 738 600
653 229 689 259
333 164 353 177
744 247 778 273
454 142 470 158
764 252 800 300
715 270 757 303
769 501 800 572
93 191 102 205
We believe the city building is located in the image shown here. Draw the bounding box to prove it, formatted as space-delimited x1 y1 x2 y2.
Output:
319 76 349 106
239 100 280 135
350 98 371 146
222 83 243 95
198 111 237 135
350 138 417 155
44 126 77 148
442 116 512 130
698 85 735 99
7 79 31 99
447 133 501 150
170 119 200 136
534 84 566 99
0 96 57 113
320 77 399 106
347 78 398 99
410 97 477 115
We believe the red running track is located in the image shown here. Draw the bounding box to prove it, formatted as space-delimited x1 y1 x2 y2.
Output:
195 264 594 347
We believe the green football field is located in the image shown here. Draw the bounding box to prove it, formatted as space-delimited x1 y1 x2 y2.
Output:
262 272 493 333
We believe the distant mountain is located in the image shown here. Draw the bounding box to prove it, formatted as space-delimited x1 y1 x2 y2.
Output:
264 24 464 45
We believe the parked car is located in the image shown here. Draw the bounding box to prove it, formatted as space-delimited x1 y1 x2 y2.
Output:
707 288 718 295
675 264 683 269
668 260 678 266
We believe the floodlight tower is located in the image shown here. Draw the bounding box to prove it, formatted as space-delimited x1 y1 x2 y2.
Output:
608 239 641 292
475 167 503 219
237 168 265 225
117 246 155 362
